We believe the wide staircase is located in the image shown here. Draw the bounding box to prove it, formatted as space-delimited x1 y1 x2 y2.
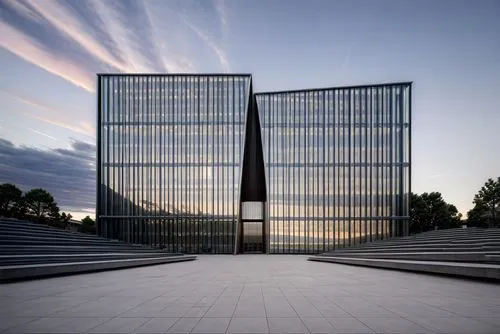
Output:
309 227 500 280
0 218 196 282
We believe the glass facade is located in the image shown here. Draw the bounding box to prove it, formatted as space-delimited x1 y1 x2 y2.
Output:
97 74 251 253
97 76 411 254
256 84 411 254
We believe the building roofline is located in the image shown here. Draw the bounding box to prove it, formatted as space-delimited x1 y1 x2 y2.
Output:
254 81 413 95
96 73 252 77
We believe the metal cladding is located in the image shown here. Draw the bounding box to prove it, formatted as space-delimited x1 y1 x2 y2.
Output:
97 74 411 254
256 84 411 253
97 74 251 253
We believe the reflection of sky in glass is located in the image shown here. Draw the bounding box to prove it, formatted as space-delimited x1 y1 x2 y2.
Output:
257 84 411 253
98 75 250 253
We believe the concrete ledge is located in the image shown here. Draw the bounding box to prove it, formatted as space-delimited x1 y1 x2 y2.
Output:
316 251 500 263
0 255 196 282
0 253 184 266
308 256 500 280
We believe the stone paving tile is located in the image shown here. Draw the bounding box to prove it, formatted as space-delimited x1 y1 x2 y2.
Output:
190 317 230 333
6 317 110 334
410 316 500 334
326 317 375 333
1 255 500 334
358 317 433 334
88 317 149 333
133 317 178 334
268 317 309 333
301 316 336 333
0 317 38 332
226 317 269 334
165 317 200 333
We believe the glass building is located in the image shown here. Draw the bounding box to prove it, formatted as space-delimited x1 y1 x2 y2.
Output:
97 74 411 254
97 74 251 253
256 84 411 253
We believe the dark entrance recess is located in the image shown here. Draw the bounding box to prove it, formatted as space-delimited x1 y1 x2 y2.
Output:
238 88 268 254
242 221 264 253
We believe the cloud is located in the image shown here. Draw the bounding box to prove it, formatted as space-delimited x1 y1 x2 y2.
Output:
213 0 228 34
2 0 45 24
1 0 184 92
0 138 95 213
90 0 166 73
0 20 95 91
1 88 60 115
26 128 57 141
24 0 132 73
0 89 95 136
20 112 95 137
180 14 230 72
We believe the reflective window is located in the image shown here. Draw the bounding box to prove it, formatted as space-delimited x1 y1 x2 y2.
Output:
98 75 250 253
256 84 411 254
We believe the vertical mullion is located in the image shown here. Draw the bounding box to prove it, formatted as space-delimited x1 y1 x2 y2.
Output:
196 77 201 253
166 77 171 251
188 76 193 252
310 91 314 253
126 77 130 242
292 94 296 253
205 78 209 252
363 88 372 242
119 77 124 242
173 77 177 250
286 94 289 253
216 77 220 253
322 91 326 252
303 92 307 253
159 77 163 248
211 77 215 252
231 77 235 253
342 89 346 248
348 89 352 246
148 77 153 247
281 94 285 253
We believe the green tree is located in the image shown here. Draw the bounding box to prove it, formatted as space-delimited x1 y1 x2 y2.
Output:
80 215 96 234
23 188 60 224
52 212 73 229
467 177 500 228
410 192 462 234
0 183 23 217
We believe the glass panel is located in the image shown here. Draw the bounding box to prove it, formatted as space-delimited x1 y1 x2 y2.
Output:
98 75 250 253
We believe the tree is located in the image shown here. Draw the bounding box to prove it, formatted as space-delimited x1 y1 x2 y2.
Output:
80 215 96 234
52 212 73 229
0 183 23 217
22 188 60 224
410 192 462 234
467 177 500 227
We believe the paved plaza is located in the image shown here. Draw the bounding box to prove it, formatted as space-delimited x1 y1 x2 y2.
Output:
1 255 500 333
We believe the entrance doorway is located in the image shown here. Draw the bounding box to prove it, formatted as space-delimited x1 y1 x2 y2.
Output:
239 201 266 254
242 221 264 253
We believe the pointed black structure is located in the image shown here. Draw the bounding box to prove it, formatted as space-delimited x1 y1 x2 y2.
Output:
237 81 268 253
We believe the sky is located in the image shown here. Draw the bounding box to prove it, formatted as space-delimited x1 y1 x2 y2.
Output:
0 0 499 220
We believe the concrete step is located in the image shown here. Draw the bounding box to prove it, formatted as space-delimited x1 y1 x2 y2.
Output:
334 242 500 251
0 220 100 236
0 253 181 266
0 226 104 241
0 234 150 247
317 251 500 263
362 236 500 245
327 246 500 254
486 254 500 262
0 255 197 282
350 235 500 246
0 245 168 254
308 256 500 280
